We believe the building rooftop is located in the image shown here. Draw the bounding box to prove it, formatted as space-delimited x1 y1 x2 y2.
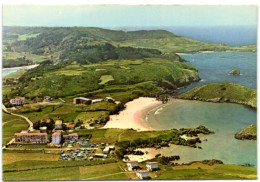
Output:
127 160 138 163
52 132 61 136
66 122 75 128
63 133 78 137
15 132 47 136
137 170 149 173
55 120 63 125
105 97 114 100
146 162 158 164
74 97 91 101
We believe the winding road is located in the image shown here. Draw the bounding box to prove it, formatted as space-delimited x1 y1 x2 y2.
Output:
2 104 34 148
2 104 34 132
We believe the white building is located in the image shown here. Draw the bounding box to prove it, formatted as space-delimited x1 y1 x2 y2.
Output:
146 162 158 171
52 132 61 144
136 170 149 179
40 126 47 133
105 97 115 103
92 99 103 104
103 145 115 154
126 161 138 171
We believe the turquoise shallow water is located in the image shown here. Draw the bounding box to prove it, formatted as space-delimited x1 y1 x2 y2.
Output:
146 51 257 166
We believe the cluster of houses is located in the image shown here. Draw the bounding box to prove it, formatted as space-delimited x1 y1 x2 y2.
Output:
73 97 115 105
10 96 52 106
126 160 159 179
54 120 75 130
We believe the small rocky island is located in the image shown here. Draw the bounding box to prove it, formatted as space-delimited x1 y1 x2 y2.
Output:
177 82 257 108
235 124 257 140
229 68 240 75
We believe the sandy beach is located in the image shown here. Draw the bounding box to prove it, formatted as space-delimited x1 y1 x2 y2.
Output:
2 64 39 71
103 97 162 131
125 148 159 162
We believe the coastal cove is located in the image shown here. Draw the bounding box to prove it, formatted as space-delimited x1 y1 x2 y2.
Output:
144 51 257 166
145 99 256 166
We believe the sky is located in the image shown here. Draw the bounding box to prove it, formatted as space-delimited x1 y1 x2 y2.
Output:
3 5 258 27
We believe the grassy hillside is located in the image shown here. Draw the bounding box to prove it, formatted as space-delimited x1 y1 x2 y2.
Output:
235 124 257 140
178 82 257 108
4 58 199 101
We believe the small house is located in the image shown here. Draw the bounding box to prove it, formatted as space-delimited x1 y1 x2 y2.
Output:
66 122 75 130
55 120 63 130
103 145 115 154
92 99 103 104
63 133 78 141
52 132 61 144
105 97 115 103
136 170 149 179
73 97 92 105
46 119 52 124
40 126 47 133
146 162 158 171
43 96 52 102
126 161 138 171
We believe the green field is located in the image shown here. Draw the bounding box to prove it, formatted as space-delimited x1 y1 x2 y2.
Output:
3 156 119 181
2 155 256 180
2 113 29 146
17 33 40 41
3 51 47 63
99 75 114 85
116 36 256 53
155 162 257 180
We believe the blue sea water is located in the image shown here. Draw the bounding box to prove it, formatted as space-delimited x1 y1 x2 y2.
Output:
116 26 257 46
166 26 257 46
146 51 257 166
180 51 257 93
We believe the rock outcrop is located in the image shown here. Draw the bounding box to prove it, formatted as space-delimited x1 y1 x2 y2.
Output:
229 68 240 75
235 124 257 140
177 82 257 108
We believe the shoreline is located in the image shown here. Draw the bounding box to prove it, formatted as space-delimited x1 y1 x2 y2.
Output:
2 64 39 71
176 50 256 55
102 97 162 131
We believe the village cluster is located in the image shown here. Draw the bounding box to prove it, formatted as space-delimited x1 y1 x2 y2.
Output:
9 95 161 179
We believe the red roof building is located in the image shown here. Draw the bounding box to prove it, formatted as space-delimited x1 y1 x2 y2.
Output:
14 131 47 144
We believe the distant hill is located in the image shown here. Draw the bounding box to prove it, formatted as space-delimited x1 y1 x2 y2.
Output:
178 82 257 108
3 26 256 59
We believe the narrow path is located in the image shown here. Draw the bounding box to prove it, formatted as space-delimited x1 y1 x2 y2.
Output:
59 98 65 103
